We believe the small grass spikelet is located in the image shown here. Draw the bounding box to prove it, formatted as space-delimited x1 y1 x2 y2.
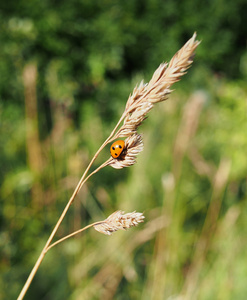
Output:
108 133 143 169
93 210 145 235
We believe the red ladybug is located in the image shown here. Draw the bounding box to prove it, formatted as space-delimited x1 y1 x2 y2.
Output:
110 140 125 158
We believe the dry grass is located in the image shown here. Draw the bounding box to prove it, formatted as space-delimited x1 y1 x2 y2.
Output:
17 33 200 300
94 210 145 235
45 211 145 252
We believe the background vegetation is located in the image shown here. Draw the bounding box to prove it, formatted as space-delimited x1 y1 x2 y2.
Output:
0 0 246 299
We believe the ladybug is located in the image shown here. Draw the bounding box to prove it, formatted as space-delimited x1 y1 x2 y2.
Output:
110 140 125 158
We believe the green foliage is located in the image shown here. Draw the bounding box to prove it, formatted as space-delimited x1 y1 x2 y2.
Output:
0 0 246 299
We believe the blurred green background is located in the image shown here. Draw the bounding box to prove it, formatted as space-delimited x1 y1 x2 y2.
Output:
0 0 247 299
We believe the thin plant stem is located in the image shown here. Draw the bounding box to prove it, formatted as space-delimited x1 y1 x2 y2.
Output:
17 114 126 300
46 221 104 252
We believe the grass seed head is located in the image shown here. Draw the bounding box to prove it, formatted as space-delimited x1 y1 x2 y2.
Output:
94 210 145 235
115 33 200 139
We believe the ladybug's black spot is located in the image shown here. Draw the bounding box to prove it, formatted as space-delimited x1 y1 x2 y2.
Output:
115 153 118 156
119 145 122 149
112 146 115 150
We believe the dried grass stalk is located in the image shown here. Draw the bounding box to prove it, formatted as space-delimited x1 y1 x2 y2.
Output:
18 33 199 300
94 211 145 235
